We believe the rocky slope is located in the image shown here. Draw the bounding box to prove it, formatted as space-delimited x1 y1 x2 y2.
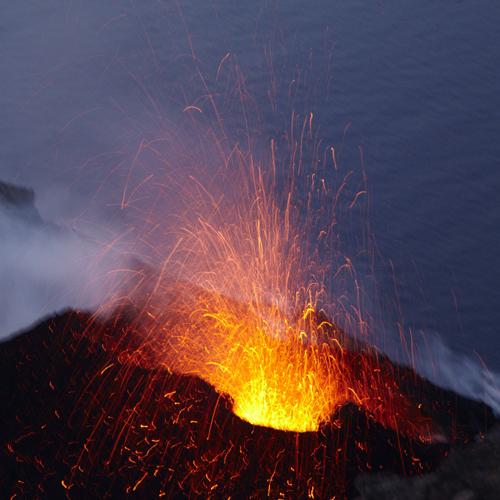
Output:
1 312 497 499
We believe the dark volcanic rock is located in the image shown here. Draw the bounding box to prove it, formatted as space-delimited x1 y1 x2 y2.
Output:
355 425 500 500
0 180 43 223
0 312 497 499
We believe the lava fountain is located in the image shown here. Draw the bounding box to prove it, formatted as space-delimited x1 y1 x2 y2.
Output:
3 4 496 498
91 107 441 442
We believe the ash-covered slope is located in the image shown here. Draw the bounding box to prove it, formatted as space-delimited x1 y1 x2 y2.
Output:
0 312 497 499
355 426 500 500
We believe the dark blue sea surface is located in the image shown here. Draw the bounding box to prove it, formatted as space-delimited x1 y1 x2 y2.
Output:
1 1 499 406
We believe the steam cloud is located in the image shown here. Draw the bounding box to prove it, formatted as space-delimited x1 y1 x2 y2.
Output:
0 181 126 340
1 179 500 420
1 0 498 425
418 337 500 417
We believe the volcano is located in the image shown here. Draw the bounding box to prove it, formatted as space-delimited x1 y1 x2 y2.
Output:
1 310 498 499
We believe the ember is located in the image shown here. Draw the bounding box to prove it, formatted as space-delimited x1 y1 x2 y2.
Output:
102 270 443 441
1 312 496 499
1 3 499 499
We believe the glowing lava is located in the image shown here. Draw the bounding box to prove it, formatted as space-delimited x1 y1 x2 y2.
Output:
101 270 441 441
89 117 442 440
